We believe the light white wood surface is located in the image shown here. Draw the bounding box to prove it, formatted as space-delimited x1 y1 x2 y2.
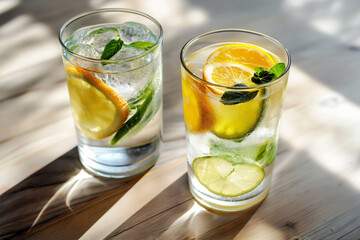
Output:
1 0 360 239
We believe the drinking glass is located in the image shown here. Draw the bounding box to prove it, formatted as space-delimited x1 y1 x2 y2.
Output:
59 9 163 178
180 29 290 211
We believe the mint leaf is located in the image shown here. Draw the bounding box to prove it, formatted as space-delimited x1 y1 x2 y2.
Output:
254 66 267 73
89 27 119 37
232 83 247 87
127 41 155 50
256 140 268 161
252 62 286 84
110 86 154 145
101 38 123 60
264 143 277 166
269 63 286 78
255 139 277 166
251 71 275 84
110 75 155 145
221 91 258 105
220 83 258 105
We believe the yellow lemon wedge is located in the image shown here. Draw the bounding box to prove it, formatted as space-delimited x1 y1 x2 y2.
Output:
65 66 129 139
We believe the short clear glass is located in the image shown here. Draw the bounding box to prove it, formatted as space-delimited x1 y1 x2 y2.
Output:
59 9 163 178
180 29 290 211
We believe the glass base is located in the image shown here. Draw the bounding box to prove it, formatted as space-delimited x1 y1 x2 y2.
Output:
78 138 161 178
189 181 270 212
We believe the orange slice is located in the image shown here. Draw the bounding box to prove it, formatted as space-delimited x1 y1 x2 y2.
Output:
182 71 215 133
207 43 275 70
65 66 129 139
203 62 256 94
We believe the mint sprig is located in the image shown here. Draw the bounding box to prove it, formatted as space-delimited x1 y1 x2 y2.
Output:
101 38 123 60
252 71 275 84
251 63 286 84
269 63 286 78
127 41 155 50
255 138 277 166
110 74 155 145
220 63 285 105
100 37 155 65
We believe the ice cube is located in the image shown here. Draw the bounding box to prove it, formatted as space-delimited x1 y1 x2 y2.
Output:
82 26 120 54
119 22 156 44
69 44 101 59
96 58 154 100
111 45 147 59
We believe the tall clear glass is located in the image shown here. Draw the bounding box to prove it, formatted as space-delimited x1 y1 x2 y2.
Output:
59 9 163 178
180 29 290 211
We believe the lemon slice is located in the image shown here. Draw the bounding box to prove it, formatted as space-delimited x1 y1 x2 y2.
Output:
193 156 264 197
65 66 129 139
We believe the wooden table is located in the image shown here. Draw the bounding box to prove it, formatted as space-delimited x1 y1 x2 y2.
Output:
1 0 360 239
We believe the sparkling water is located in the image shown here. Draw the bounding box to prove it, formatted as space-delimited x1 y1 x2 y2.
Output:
63 22 162 178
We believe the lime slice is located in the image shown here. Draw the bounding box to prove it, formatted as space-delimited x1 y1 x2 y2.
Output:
211 97 265 139
193 156 264 197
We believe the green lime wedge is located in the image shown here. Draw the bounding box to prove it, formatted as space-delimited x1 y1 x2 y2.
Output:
192 156 264 197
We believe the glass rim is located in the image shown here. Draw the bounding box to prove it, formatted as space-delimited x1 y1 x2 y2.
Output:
180 28 291 90
58 8 163 63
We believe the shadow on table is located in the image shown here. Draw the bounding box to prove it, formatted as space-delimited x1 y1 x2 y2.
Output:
0 147 144 239
105 139 360 239
107 174 262 240
1 139 360 239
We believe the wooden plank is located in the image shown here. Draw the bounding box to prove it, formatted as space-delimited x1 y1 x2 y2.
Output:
1 0 360 239
298 204 360 240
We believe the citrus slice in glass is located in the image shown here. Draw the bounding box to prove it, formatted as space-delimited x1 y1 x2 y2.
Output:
211 98 264 139
203 62 256 94
193 156 265 197
202 44 269 139
182 72 215 133
65 66 129 139
207 43 276 69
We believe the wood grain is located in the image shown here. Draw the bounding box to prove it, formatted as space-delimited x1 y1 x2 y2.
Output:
1 0 360 239
298 204 360 240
